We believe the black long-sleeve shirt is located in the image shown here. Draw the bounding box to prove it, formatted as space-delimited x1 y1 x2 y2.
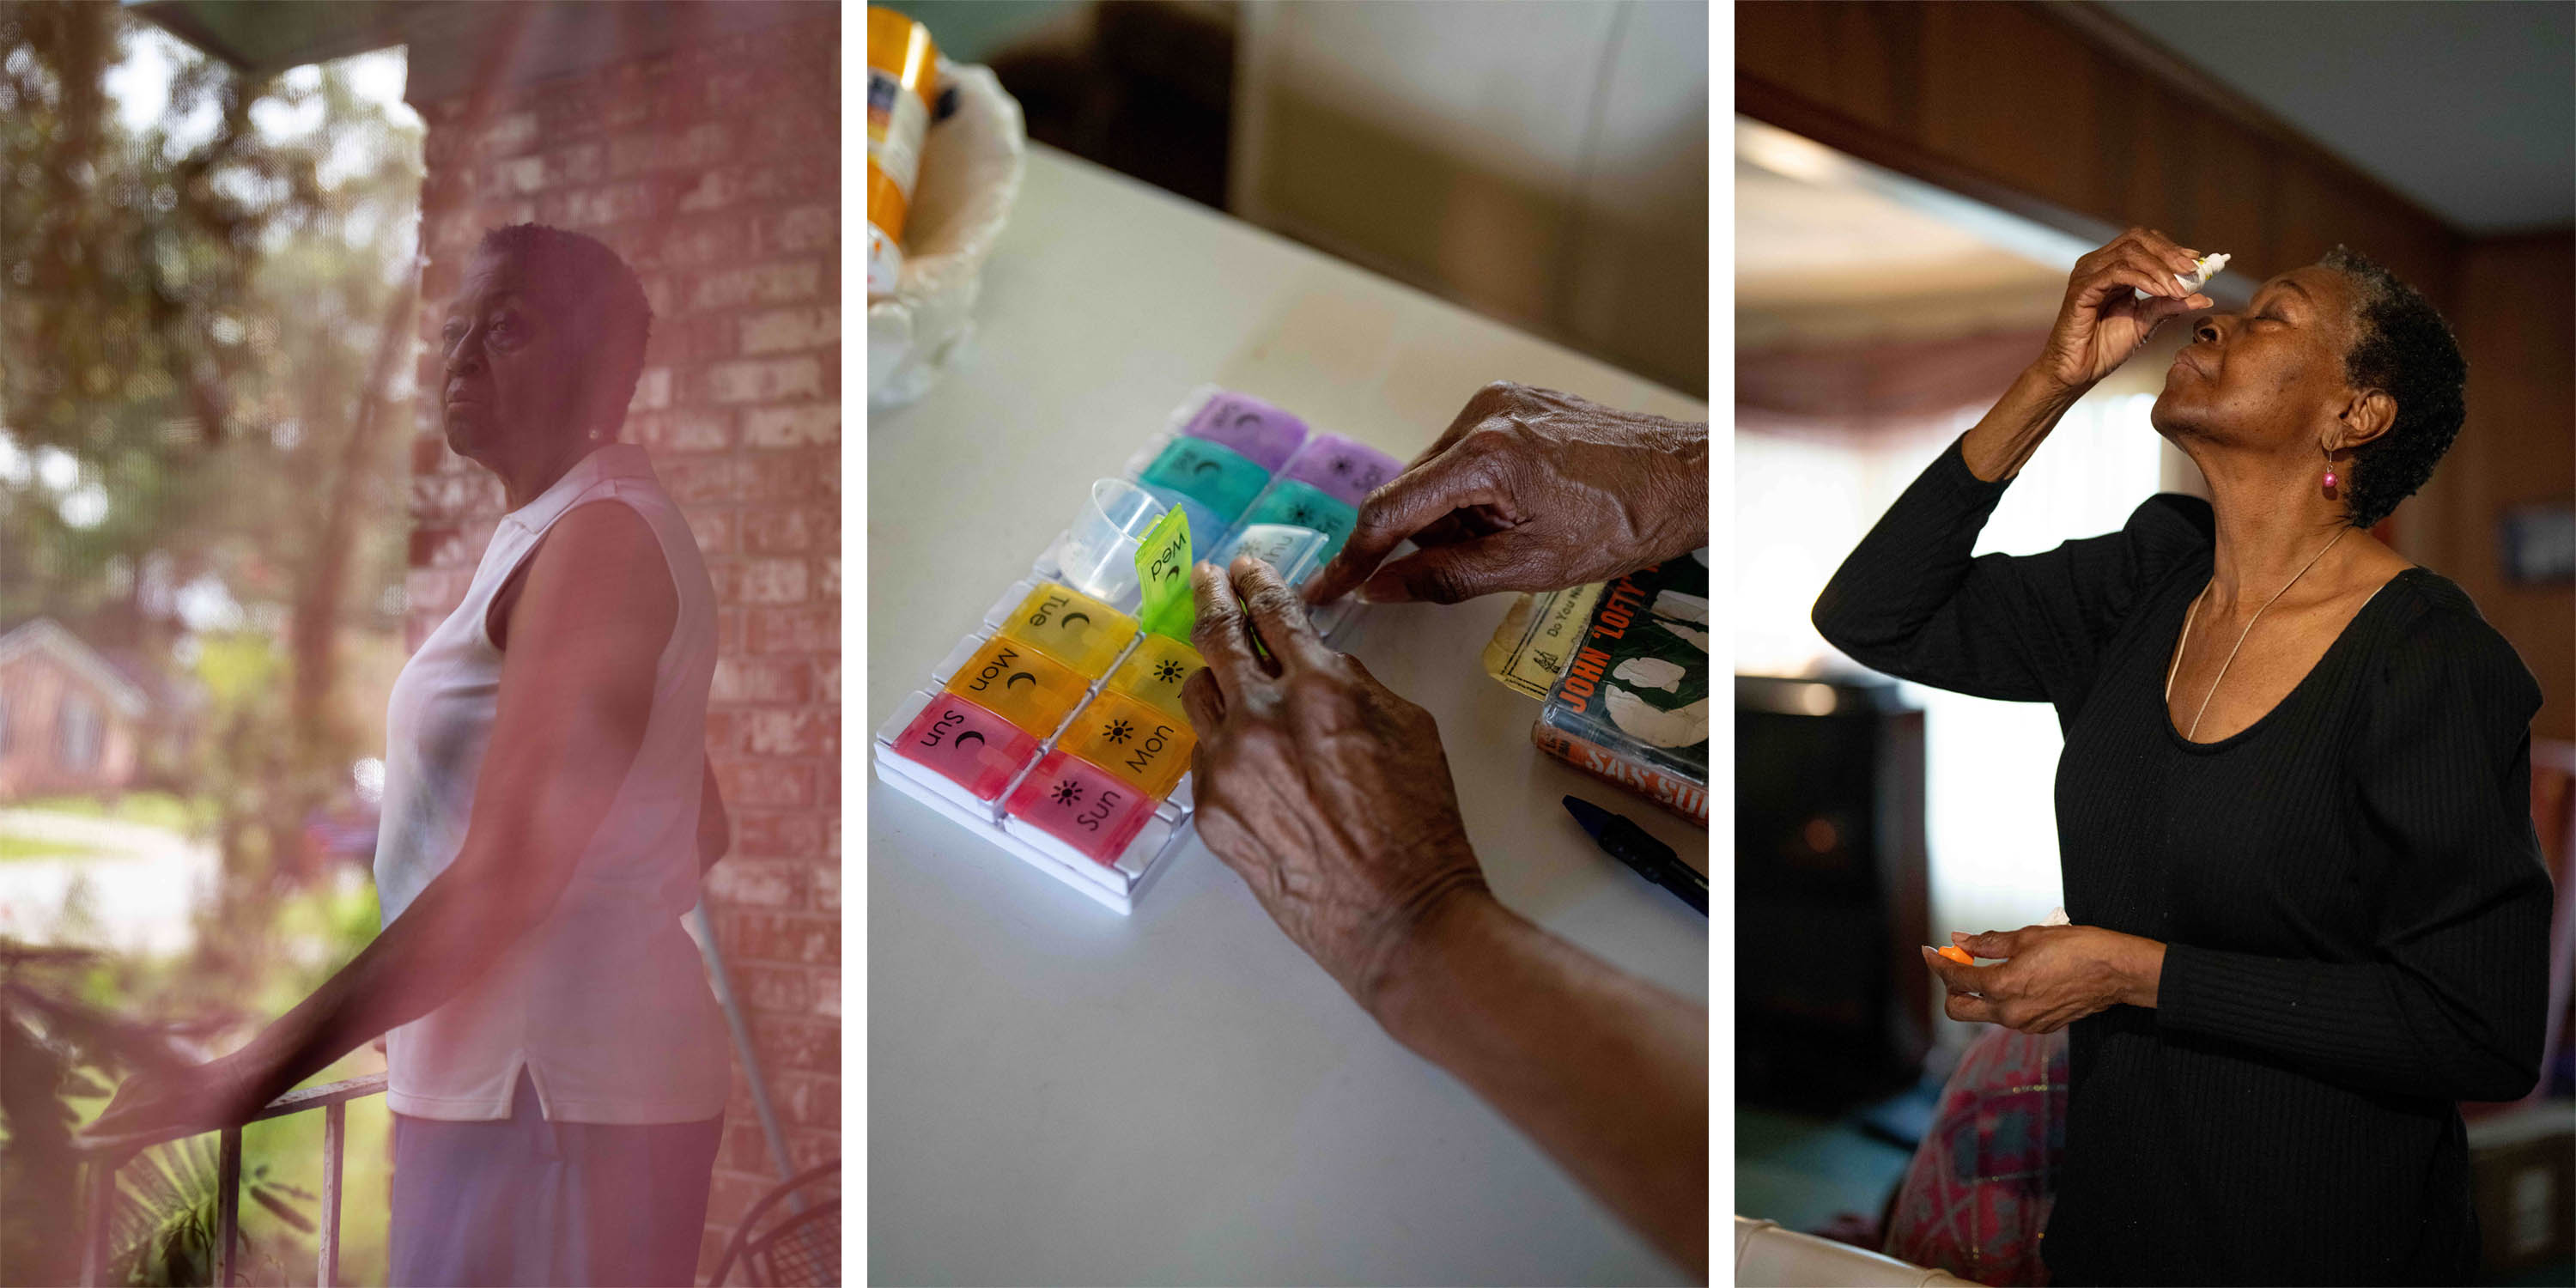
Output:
1814 437 2553 1286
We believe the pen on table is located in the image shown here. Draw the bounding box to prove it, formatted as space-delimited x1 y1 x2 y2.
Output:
1562 795 1706 915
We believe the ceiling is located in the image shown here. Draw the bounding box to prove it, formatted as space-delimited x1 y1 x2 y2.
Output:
2098 0 2575 234
1735 120 2103 349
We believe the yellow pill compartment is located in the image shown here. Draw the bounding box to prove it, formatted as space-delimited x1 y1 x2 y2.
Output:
1060 688 1195 799
996 582 1138 678
942 635 1089 736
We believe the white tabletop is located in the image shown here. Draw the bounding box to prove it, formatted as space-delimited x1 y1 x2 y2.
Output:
866 145 1710 1286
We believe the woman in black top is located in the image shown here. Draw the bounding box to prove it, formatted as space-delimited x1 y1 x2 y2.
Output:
1814 228 2552 1286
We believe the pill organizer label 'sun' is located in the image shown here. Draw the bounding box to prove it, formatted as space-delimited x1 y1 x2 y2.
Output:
1007 750 1154 864
895 692 1040 801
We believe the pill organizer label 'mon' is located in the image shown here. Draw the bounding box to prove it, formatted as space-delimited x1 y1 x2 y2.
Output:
895 692 1040 801
942 635 1089 736
996 583 1137 677
1108 633 1205 720
1139 437 1271 521
1182 392 1309 472
1060 688 1194 799
1006 750 1154 865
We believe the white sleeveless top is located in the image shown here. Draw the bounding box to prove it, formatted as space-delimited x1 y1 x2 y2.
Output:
372 444 732 1122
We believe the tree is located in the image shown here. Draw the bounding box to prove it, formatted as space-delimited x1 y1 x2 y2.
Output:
1 2 422 907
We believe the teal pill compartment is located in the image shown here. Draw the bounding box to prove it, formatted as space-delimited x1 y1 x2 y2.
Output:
1139 437 1270 522
1241 480 1359 562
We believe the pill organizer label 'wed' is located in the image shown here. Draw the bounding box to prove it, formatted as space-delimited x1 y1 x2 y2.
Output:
1134 506 1195 641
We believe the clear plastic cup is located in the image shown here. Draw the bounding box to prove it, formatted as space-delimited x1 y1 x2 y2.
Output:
1059 477 1170 610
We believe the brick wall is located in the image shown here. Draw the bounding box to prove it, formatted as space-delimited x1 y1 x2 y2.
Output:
402 10 839 1281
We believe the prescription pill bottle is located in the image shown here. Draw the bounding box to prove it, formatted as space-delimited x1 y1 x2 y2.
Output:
866 6 938 299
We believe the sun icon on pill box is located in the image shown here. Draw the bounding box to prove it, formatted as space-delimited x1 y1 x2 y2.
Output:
1051 780 1082 806
1103 718 1135 744
1152 659 1188 683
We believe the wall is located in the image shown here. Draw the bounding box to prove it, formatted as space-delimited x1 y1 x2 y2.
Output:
401 8 840 1279
1233 0 1710 398
2409 233 2576 742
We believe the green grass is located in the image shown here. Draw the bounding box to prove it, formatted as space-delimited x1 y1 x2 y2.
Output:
3 792 211 833
0 832 111 862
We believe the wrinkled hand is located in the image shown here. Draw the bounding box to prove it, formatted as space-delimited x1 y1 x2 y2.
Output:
1183 556 1492 1012
1302 382 1707 606
83 1053 270 1147
2035 228 2215 393
1921 924 2166 1035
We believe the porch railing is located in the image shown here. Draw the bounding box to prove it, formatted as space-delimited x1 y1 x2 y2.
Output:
77 1071 388 1288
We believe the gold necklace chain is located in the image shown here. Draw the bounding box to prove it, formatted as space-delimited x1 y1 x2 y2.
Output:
2164 526 2352 740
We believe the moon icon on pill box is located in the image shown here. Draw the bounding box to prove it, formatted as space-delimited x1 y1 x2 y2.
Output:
1062 611 1091 627
1193 460 1221 476
1005 671 1036 690
954 730 986 750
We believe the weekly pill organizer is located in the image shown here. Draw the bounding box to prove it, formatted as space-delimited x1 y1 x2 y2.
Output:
872 386 1406 913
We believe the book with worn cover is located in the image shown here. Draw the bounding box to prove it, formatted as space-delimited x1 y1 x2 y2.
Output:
1530 550 1710 825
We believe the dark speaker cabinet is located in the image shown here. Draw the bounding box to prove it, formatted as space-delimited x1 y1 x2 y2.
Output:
1735 675 1931 1115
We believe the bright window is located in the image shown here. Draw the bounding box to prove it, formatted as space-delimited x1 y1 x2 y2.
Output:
1734 393 2169 954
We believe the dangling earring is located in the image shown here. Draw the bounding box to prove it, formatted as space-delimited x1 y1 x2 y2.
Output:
2322 451 2338 494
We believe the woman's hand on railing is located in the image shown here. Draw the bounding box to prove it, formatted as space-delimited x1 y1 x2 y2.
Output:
81 1052 270 1149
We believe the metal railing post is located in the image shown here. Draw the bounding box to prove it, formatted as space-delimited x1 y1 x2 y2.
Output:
319 1100 346 1287
80 1153 119 1287
216 1126 241 1286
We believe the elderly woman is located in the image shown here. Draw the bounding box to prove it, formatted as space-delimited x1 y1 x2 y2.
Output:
88 224 734 1287
1814 228 2552 1285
